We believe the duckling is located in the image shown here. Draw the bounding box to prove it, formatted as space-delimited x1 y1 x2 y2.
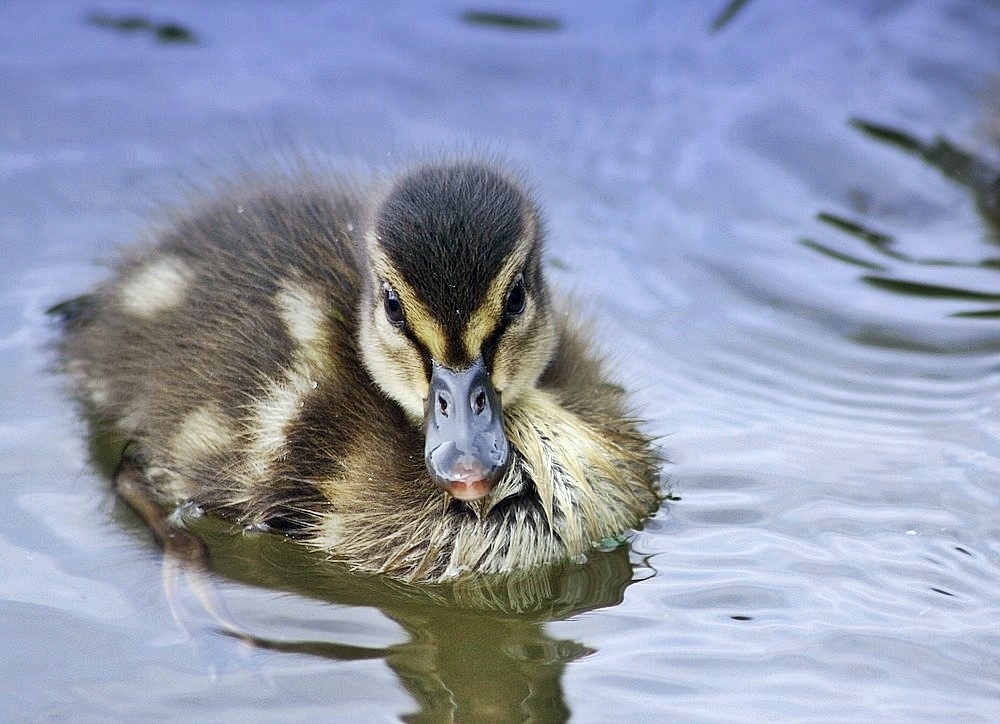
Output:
53 160 662 583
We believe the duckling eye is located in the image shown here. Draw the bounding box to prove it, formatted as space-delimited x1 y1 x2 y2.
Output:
504 274 526 318
383 284 405 326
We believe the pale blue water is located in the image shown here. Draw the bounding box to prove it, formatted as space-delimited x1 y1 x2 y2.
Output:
3 1 999 720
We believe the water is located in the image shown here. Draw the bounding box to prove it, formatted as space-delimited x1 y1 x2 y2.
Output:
3 0 999 720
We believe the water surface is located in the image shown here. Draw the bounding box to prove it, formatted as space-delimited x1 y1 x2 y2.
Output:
2 1 999 720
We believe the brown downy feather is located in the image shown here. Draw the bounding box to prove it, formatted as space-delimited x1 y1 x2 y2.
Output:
53 161 662 584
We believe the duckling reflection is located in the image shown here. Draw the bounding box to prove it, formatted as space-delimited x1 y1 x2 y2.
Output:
169 512 642 723
52 160 662 582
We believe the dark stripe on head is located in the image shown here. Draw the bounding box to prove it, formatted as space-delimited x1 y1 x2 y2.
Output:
374 162 536 365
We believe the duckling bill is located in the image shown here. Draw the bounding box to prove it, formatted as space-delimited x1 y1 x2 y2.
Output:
52 160 662 583
425 355 509 500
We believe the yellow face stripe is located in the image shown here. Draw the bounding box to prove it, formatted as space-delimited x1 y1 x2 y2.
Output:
461 225 537 359
369 212 538 369
369 244 450 362
461 251 525 358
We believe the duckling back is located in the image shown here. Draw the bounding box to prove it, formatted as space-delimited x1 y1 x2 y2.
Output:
59 183 370 521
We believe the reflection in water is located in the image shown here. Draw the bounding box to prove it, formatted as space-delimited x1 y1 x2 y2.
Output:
802 118 1000 318
850 119 1000 227
459 10 562 33
116 502 644 722
85 11 198 45
709 0 754 33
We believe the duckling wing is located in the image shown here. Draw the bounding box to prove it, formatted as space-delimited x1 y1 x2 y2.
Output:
56 186 396 522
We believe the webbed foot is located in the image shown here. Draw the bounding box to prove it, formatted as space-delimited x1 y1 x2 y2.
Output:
113 446 363 666
113 446 254 648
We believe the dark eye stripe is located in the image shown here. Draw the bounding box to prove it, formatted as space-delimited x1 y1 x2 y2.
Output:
483 276 531 372
380 282 435 380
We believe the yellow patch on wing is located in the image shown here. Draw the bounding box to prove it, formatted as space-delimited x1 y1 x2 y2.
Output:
242 280 335 477
119 256 192 318
275 281 331 371
461 225 536 359
170 405 234 461
244 360 319 479
247 277 331 478
66 358 110 408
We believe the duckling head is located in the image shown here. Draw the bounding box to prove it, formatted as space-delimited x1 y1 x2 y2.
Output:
358 161 558 502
